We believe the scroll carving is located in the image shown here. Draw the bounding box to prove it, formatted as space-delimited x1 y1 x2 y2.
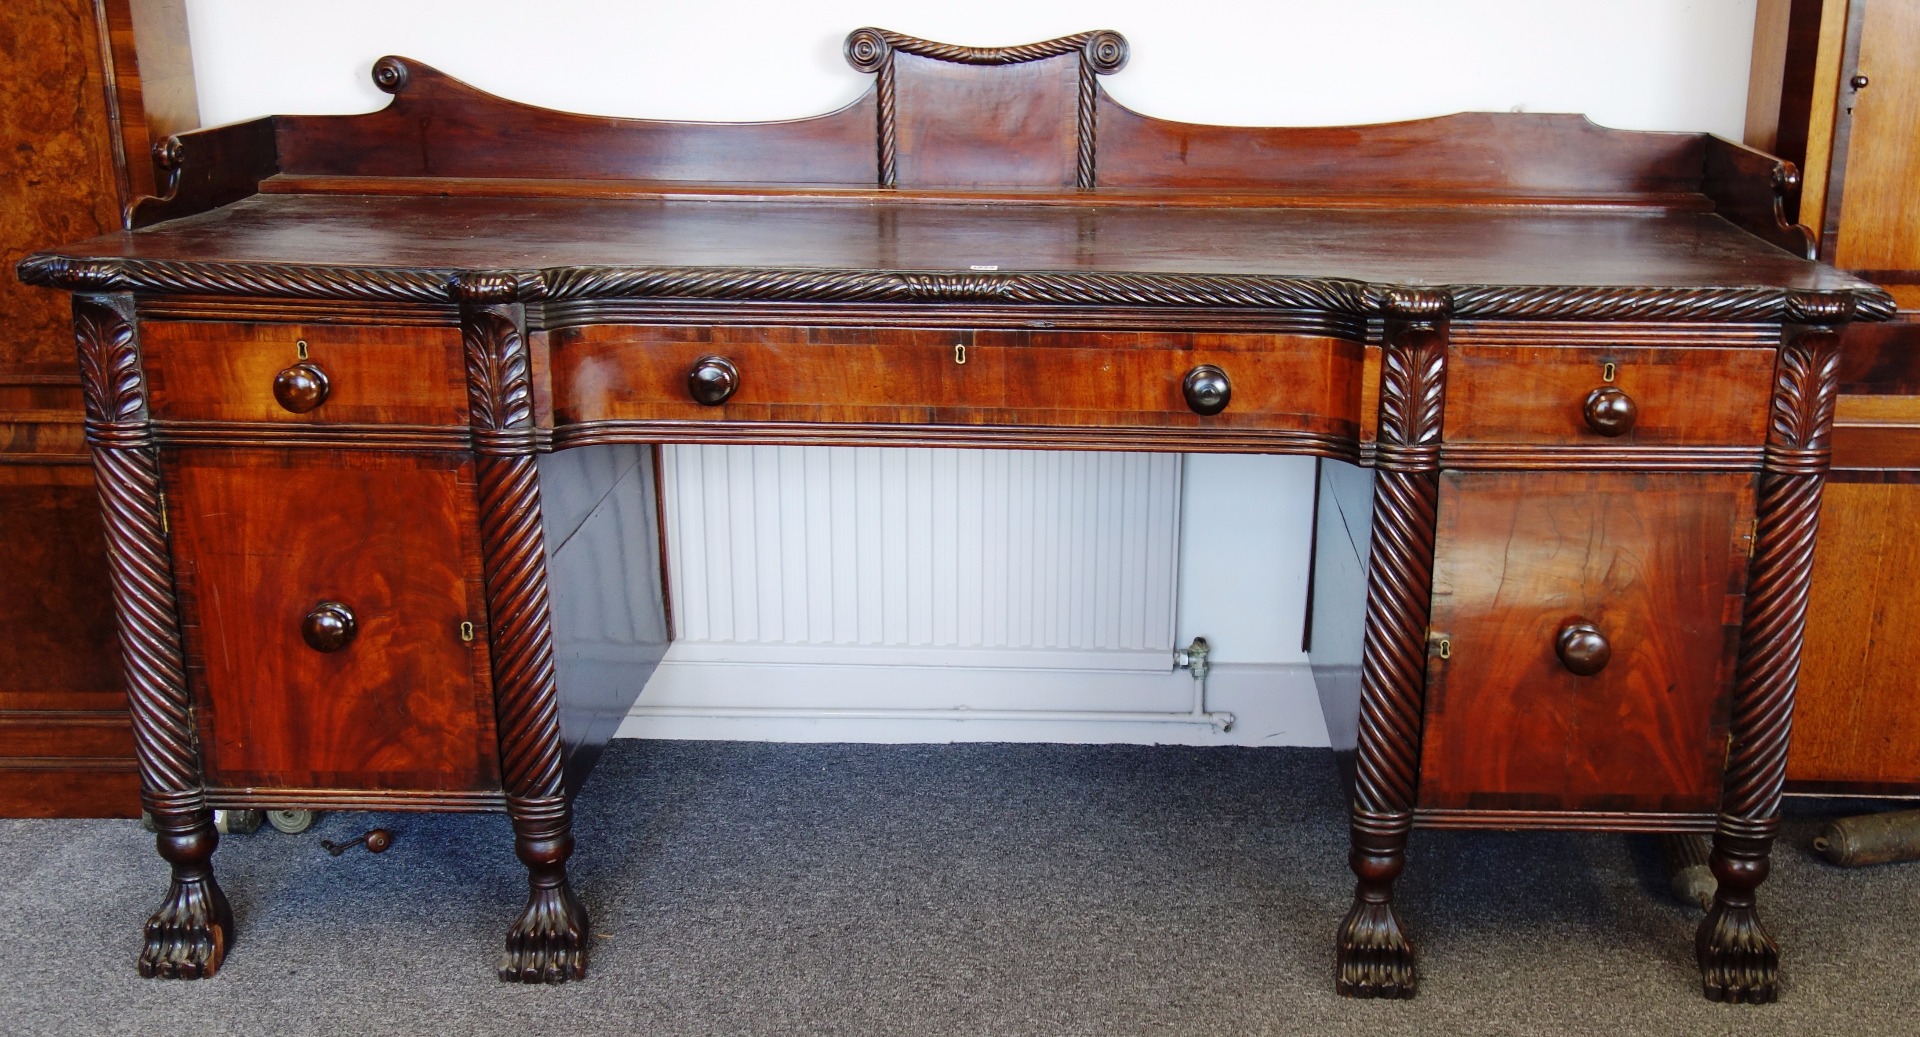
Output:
845 27 1127 189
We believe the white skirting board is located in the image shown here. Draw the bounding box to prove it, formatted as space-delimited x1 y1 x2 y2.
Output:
615 654 1328 747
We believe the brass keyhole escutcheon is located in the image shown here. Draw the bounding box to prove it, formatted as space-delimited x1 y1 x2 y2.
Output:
295 338 310 361
954 343 967 365
459 621 475 643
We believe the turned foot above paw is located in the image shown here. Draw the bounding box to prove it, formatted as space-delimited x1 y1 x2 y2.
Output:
1336 900 1417 999
498 883 590 984
1697 901 1779 1004
139 877 233 980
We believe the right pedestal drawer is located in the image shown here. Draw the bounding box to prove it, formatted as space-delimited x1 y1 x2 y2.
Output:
1416 471 1757 819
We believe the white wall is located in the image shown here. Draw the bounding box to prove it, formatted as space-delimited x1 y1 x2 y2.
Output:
180 0 1759 742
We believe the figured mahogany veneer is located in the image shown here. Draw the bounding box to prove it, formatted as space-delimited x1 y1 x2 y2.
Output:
141 321 467 426
14 26 1898 1003
1418 471 1753 817
1444 344 1775 447
550 323 1364 446
164 448 497 791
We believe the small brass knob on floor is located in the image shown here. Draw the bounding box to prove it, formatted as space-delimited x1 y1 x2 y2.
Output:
301 601 357 653
273 362 330 413
1583 386 1636 437
1182 364 1231 415
1555 619 1611 676
687 356 739 406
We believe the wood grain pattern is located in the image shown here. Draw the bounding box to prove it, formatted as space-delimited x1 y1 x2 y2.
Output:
1791 480 1920 790
275 57 876 187
164 448 497 791
1442 343 1775 446
1418 471 1754 814
1831 0 1920 272
551 323 1364 438
141 320 467 426
1 0 123 373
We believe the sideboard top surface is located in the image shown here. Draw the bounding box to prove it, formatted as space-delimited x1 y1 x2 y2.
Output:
13 29 1897 320
30 192 1874 294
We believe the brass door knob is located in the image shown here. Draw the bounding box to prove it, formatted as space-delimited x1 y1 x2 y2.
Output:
1555 619 1611 676
687 356 739 406
273 362 331 413
1583 386 1636 437
301 601 357 652
1183 364 1231 415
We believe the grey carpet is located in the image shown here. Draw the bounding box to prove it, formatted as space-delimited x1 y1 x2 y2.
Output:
0 741 1913 1037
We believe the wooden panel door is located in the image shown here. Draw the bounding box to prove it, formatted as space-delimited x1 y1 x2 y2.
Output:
165 448 499 792
1417 472 1755 817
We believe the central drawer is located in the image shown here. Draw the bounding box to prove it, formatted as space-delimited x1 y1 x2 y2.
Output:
548 323 1365 439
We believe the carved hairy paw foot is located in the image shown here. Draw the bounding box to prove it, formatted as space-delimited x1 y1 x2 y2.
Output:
1696 900 1779 1003
139 875 233 979
498 881 590 983
1336 900 1417 998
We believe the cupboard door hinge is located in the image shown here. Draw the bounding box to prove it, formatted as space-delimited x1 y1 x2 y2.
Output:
158 490 169 535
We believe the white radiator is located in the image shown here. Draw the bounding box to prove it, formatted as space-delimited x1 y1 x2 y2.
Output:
660 445 1183 672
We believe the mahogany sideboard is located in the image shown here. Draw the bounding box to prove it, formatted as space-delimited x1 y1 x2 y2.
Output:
16 29 1895 1002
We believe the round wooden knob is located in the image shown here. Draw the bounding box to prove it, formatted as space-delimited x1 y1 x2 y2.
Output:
1583 386 1636 437
1183 364 1232 416
273 362 330 414
301 601 357 653
687 356 738 406
364 828 392 853
1555 619 1611 676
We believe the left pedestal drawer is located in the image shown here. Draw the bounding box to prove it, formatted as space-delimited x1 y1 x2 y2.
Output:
162 448 500 793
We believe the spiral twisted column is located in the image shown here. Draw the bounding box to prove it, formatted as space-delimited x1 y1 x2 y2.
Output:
74 294 231 979
457 281 587 983
1697 325 1841 1004
1337 313 1449 999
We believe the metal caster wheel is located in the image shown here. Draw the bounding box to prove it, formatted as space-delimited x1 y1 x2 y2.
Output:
266 809 318 834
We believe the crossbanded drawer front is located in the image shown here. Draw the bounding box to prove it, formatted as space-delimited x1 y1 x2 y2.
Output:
140 321 468 427
1442 323 1776 449
547 323 1365 439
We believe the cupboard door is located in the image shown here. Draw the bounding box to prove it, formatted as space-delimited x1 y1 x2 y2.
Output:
165 448 498 792
1417 471 1755 817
